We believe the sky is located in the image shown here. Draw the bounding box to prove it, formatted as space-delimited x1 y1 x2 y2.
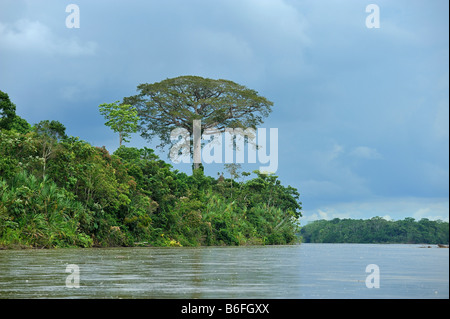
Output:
0 0 448 223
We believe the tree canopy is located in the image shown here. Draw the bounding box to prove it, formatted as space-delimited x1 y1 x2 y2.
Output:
0 90 301 248
0 90 16 130
0 90 30 133
124 76 273 152
99 101 139 146
34 120 67 141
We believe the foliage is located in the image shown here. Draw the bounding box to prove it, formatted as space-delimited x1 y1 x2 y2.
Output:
123 76 273 169
0 90 31 133
0 89 301 248
34 120 67 140
0 171 92 248
0 133 302 248
299 217 449 244
33 120 68 179
98 101 139 146
10 115 31 134
0 90 16 131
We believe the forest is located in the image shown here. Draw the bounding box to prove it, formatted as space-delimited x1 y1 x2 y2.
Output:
2 77 447 249
299 217 449 244
0 88 302 249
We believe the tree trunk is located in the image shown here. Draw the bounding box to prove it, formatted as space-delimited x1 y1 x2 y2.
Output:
192 120 201 170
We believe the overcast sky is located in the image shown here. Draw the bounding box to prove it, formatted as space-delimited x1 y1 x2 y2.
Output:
0 0 448 223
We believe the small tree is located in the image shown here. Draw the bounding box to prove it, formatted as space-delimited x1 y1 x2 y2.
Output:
33 120 67 179
224 163 242 197
99 101 139 147
224 163 242 181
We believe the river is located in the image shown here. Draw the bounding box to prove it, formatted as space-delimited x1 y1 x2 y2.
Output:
0 244 448 299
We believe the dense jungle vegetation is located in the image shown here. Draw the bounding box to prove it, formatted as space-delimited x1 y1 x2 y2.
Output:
0 89 302 248
2 83 447 249
300 217 449 244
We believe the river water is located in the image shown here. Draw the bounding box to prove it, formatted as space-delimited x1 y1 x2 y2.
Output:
0 244 448 299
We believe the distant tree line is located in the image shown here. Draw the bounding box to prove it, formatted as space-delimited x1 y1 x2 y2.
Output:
299 217 449 244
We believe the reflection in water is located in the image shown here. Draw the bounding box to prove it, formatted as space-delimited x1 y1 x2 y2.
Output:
0 244 448 299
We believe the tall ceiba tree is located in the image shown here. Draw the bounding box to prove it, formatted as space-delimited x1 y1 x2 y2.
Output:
124 76 274 169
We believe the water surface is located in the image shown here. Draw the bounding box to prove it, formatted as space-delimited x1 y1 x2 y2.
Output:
0 244 448 298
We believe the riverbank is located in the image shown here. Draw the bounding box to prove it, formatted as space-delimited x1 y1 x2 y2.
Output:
4 240 450 251
1 128 302 249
